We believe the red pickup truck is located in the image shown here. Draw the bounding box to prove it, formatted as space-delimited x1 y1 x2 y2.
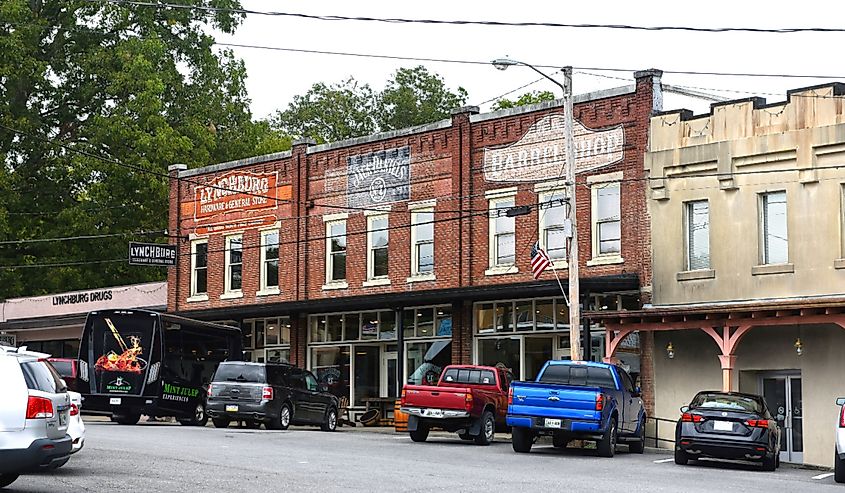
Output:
400 365 512 445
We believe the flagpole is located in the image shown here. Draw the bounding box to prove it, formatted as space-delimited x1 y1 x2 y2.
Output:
546 258 569 309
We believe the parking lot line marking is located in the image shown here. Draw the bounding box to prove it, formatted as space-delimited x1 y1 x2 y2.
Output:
653 458 674 464
298 461 308 464
811 473 834 480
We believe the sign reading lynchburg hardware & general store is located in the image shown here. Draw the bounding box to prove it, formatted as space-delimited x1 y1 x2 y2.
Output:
483 114 624 182
193 171 279 220
347 146 411 208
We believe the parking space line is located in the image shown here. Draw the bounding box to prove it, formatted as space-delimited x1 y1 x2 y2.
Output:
811 473 834 480
653 458 674 463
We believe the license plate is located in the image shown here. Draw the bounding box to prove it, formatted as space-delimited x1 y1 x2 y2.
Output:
225 405 239 413
545 418 562 428
59 412 68 427
425 409 444 418
713 420 733 431
109 397 121 405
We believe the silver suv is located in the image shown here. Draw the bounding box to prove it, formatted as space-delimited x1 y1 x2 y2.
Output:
0 346 73 489
836 397 845 483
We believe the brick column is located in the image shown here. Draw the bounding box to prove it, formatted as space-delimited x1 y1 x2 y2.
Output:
167 164 187 313
450 301 473 364
639 331 655 417
290 314 308 368
449 106 478 289
291 138 316 302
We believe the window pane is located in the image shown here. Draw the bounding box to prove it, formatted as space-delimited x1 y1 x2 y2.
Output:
280 318 291 345
515 300 534 332
230 265 242 290
597 185 620 221
476 303 494 334
417 242 434 273
436 306 452 336
525 337 554 381
331 252 346 280
229 237 242 264
415 211 434 241
195 242 208 268
477 337 520 380
373 247 388 277
254 321 265 349
361 313 379 340
311 317 325 343
599 239 621 255
416 308 434 337
403 309 415 339
380 311 396 340
327 315 343 342
195 268 207 294
330 222 346 247
545 228 567 260
265 319 279 346
266 259 279 287
543 192 567 226
496 233 515 265
312 346 350 403
495 202 515 232
495 302 513 332
535 299 555 331
345 313 361 340
354 346 379 406
764 192 788 264
264 232 279 260
371 216 388 248
688 201 710 270
556 299 570 331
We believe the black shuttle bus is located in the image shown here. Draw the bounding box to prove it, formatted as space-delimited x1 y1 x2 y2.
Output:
78 309 242 426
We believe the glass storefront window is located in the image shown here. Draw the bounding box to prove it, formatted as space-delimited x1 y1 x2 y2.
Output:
525 337 553 381
361 313 378 340
515 300 534 332
266 348 289 364
477 337 520 379
477 303 494 334
242 321 254 349
327 314 343 342
255 320 265 349
436 306 452 337
403 309 415 339
495 302 513 332
556 303 570 331
280 318 291 345
380 311 396 340
536 299 555 331
354 346 380 406
312 346 350 401
406 340 451 385
345 313 361 341
266 319 279 346
311 317 325 343
416 308 434 337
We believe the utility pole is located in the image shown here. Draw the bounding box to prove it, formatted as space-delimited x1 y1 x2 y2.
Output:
562 66 582 361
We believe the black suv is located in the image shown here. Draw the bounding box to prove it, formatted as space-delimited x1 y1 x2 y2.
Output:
207 362 339 431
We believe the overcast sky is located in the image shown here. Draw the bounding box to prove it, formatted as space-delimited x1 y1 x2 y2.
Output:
213 0 844 121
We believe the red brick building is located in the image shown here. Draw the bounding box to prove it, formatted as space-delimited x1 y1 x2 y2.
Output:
167 69 662 414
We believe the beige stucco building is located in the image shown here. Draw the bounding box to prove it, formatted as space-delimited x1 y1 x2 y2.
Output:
595 83 845 467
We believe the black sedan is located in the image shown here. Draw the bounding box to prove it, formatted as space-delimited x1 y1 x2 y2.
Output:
675 391 781 470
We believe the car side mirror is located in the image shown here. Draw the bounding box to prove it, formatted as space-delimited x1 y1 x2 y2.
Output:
632 387 641 397
317 383 329 393
836 397 845 406
680 405 690 413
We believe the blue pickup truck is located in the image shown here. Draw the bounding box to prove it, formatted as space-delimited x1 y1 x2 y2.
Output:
506 360 646 457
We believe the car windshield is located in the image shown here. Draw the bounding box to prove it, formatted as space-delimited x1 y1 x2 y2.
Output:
214 364 265 383
538 365 616 388
690 393 762 413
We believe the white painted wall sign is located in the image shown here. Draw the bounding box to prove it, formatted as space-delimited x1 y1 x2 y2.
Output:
483 114 625 182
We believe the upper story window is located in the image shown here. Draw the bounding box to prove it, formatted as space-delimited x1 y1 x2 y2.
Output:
489 196 516 267
592 183 621 257
411 208 434 276
191 239 208 297
224 235 243 294
326 220 347 283
685 200 710 270
760 191 788 264
539 190 568 262
367 215 389 280
260 230 279 292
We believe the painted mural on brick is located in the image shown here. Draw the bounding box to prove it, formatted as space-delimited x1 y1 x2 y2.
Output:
483 114 624 182
346 146 411 208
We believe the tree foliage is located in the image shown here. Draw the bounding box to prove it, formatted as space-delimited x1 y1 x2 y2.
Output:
0 0 281 298
377 66 468 131
491 90 556 111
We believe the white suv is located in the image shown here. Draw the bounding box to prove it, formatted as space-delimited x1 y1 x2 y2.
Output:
836 397 845 483
0 346 73 489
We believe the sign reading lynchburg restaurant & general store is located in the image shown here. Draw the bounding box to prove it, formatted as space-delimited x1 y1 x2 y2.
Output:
483 114 624 182
347 146 411 208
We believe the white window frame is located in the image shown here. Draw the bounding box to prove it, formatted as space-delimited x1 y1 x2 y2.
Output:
408 201 436 282
258 227 281 296
684 200 710 271
537 188 569 269
364 214 390 286
588 180 624 266
759 190 788 265
221 234 243 299
840 184 845 261
323 213 349 290
188 238 209 302
486 188 518 276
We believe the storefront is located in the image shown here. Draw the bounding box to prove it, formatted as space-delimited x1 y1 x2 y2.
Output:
0 282 167 356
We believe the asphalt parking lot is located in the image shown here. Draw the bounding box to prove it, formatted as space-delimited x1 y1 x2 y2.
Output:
5 419 842 492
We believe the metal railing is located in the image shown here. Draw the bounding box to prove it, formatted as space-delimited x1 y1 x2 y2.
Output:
645 416 677 448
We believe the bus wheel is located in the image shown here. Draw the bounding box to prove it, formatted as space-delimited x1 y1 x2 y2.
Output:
114 412 141 425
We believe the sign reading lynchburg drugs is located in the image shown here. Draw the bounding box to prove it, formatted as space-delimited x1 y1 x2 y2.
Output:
129 242 177 266
347 146 411 208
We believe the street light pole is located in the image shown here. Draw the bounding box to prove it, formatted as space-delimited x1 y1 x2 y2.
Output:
491 59 581 361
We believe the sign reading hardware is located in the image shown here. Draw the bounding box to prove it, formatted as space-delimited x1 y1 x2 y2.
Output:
194 171 279 219
347 146 411 208
128 242 177 266
483 114 624 182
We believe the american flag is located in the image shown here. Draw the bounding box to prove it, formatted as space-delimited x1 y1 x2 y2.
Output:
530 242 552 279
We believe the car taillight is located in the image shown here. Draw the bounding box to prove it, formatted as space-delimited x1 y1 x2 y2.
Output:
70 403 79 416
465 392 473 411
745 419 769 429
839 406 845 428
507 386 513 406
595 394 604 411
262 386 273 400
26 396 54 419
400 389 406 407
207 384 213 398
681 413 703 423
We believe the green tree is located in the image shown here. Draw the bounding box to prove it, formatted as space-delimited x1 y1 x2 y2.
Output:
0 0 275 298
377 66 468 131
271 78 377 144
491 90 556 111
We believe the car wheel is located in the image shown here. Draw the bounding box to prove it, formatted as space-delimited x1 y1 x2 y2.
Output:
762 451 777 471
321 408 338 432
597 417 617 458
552 434 569 449
212 418 230 429
474 411 495 446
0 474 19 488
835 447 845 483
629 418 646 454
674 447 689 465
269 403 292 430
511 426 533 453
410 423 430 442
114 412 141 425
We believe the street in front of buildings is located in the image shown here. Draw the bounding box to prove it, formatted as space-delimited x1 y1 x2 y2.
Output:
7 420 840 493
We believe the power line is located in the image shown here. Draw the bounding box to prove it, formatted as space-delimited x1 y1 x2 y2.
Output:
0 230 164 246
86 0 845 34
0 258 127 270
